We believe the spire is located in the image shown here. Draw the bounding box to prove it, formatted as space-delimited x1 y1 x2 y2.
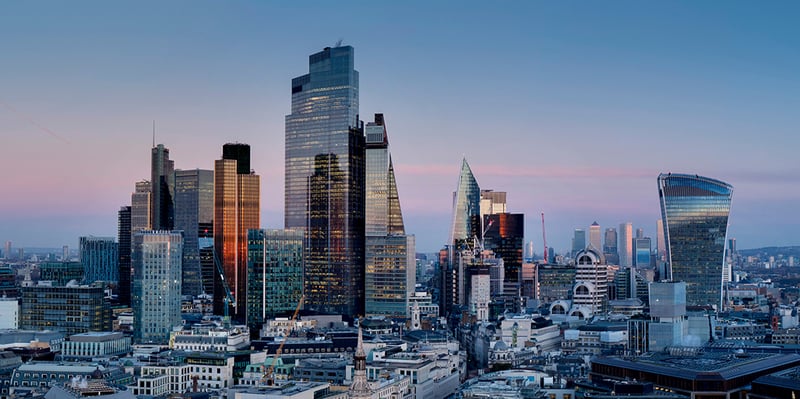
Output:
386 155 405 235
449 157 480 245
349 326 371 397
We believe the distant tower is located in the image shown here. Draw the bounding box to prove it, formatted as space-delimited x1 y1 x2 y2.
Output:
214 144 260 319
603 227 618 264
132 231 182 344
150 144 175 230
589 222 602 251
634 237 651 268
3 242 11 260
349 327 372 398
656 219 667 262
117 206 132 305
658 173 733 309
62 245 69 261
618 222 633 268
79 236 119 284
174 169 213 297
572 229 586 257
131 181 152 233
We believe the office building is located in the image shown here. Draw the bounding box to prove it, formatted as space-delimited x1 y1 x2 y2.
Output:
79 236 118 284
132 231 183 344
39 261 84 286
618 222 633 268
131 180 151 232
62 245 69 261
603 227 618 265
572 229 586 257
117 206 131 305
483 212 524 298
246 229 304 332
537 264 577 303
364 114 415 318
571 247 609 318
214 143 260 319
658 173 733 309
3 241 11 260
656 219 666 262
634 237 651 268
589 222 601 251
285 46 365 317
61 332 131 360
0 267 17 298
479 190 507 217
20 282 111 335
150 144 174 230
174 168 213 297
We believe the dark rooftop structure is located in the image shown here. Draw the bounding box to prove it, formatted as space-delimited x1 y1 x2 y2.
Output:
750 366 800 399
591 350 800 398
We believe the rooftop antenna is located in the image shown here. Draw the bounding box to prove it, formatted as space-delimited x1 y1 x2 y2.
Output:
335 38 343 47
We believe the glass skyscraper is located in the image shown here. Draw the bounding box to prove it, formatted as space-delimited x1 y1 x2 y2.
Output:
658 173 733 309
214 143 260 320
117 206 132 305
132 231 183 344
285 46 365 317
150 144 174 230
174 168 213 297
364 114 415 318
246 229 304 332
79 236 119 284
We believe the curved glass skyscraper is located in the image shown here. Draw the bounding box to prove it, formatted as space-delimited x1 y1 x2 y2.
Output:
658 173 733 309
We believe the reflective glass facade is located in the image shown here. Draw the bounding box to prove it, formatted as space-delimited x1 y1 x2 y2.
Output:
285 46 365 316
79 236 118 284
20 285 110 335
117 206 132 305
658 173 733 309
246 229 304 332
131 180 151 233
132 231 183 344
174 169 213 297
449 159 480 246
150 144 174 230
214 147 260 320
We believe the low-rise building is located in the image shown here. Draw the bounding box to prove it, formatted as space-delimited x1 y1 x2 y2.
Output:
61 332 130 360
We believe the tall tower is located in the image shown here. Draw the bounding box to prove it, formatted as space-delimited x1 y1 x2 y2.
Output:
131 180 152 233
572 229 586 257
618 222 633 268
364 114 415 318
246 229 304 333
132 231 182 344
150 144 175 230
79 236 119 284
658 173 733 309
285 46 365 317
214 143 260 319
174 169 213 297
589 222 602 251
117 206 132 305
603 227 618 264
656 219 667 262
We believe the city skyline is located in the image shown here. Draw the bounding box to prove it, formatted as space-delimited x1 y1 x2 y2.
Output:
2 2 799 252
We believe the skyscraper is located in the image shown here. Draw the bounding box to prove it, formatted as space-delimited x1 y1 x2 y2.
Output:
656 219 667 262
3 242 11 260
174 169 213 297
364 114 415 318
131 180 152 233
618 222 633 268
441 158 481 315
658 173 733 309
603 227 618 265
214 144 260 319
79 236 119 284
589 222 602 251
150 144 175 231
247 229 304 333
572 229 586 257
285 46 365 317
132 231 182 344
634 237 651 268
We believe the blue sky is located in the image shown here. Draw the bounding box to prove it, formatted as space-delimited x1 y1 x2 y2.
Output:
1 1 798 252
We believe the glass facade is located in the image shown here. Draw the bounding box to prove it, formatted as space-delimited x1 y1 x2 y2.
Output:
634 237 651 267
246 229 304 332
449 158 481 247
79 236 118 284
20 285 111 335
658 173 733 309
150 144 175 230
214 144 260 320
131 180 152 233
285 46 365 316
618 222 633 267
118 206 132 305
39 261 84 286
174 169 213 297
483 213 524 287
132 231 183 344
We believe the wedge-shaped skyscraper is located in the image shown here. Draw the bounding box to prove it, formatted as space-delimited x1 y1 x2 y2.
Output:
658 173 733 309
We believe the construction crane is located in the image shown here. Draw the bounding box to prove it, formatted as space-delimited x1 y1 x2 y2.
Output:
541 212 548 264
264 295 305 386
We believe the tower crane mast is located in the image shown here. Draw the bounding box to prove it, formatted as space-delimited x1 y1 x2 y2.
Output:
541 212 548 264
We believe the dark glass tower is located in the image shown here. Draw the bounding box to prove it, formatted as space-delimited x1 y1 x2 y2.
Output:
117 206 132 305
174 169 213 297
658 173 733 309
285 46 365 317
151 144 175 230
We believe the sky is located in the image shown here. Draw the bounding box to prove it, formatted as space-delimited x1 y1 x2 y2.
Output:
1 1 798 253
